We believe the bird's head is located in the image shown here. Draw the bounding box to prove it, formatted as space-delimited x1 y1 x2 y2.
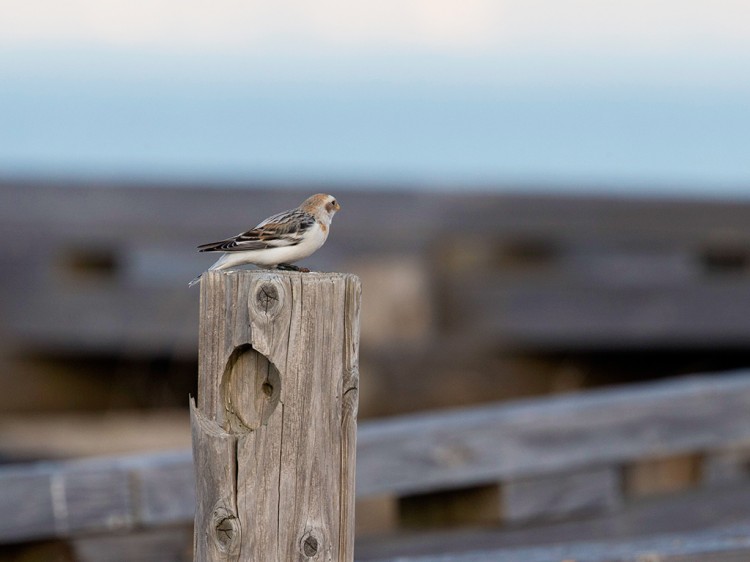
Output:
324 194 341 215
302 193 341 221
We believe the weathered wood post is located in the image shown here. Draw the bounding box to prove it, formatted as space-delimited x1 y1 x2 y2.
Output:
191 270 361 561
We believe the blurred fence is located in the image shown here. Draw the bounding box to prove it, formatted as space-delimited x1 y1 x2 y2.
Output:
3 181 750 560
2 371 750 560
3 181 750 418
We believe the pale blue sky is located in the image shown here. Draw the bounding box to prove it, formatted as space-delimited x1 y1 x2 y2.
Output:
1 1 749 195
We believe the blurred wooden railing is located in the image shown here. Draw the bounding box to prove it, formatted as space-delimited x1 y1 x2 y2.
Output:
2 371 750 560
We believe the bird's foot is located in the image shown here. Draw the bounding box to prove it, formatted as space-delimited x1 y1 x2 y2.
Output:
277 263 310 272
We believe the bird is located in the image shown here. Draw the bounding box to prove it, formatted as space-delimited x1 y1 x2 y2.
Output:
189 194 340 287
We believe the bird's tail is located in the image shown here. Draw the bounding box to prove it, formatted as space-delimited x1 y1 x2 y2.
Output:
190 254 233 287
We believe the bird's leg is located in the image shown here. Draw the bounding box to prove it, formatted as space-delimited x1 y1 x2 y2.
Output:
277 263 311 273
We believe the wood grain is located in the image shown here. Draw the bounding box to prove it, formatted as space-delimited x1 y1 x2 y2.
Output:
192 270 361 561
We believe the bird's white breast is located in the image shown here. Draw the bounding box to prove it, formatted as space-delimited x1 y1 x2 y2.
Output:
209 221 329 270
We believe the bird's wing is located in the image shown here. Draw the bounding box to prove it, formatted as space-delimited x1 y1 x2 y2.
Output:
197 209 316 253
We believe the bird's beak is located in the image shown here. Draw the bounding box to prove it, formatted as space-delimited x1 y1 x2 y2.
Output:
335 201 341 211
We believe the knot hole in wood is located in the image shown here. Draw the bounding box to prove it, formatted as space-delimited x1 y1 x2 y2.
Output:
220 344 281 434
210 505 241 555
300 531 321 558
255 281 282 315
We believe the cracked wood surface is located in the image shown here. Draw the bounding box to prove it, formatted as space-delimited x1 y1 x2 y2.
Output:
192 270 361 561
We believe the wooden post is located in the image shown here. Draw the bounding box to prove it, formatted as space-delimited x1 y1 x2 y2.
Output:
190 270 361 561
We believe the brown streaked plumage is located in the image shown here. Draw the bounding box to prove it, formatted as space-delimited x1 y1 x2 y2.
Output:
189 194 340 287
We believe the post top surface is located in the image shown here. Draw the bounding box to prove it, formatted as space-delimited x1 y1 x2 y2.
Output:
204 269 360 282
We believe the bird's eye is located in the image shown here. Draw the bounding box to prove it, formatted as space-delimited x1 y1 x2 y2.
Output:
331 200 337 206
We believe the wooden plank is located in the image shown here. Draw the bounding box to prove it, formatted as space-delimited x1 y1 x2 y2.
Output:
132 454 196 525
443 280 750 349
356 481 750 560
356 371 750 496
192 270 361 561
362 525 750 562
503 466 621 522
0 470 56 541
0 451 192 543
54 467 133 535
0 467 133 541
0 464 132 541
73 526 192 562
7 182 750 246
5 285 198 354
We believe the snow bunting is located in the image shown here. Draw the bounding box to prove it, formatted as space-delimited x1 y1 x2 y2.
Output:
189 194 340 287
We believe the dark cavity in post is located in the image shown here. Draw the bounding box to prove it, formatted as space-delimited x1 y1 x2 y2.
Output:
220 344 281 433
